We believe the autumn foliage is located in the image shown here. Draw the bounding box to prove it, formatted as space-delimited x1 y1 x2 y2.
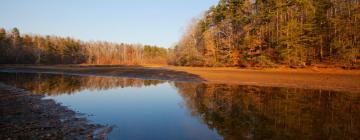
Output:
171 0 359 67
1 0 359 68
0 28 168 65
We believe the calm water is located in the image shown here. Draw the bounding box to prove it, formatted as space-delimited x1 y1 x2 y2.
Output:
0 72 359 140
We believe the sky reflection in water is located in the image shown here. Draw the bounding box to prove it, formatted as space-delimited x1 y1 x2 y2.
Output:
45 83 221 140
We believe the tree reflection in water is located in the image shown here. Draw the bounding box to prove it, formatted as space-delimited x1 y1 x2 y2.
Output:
0 72 359 140
174 83 360 140
0 72 165 96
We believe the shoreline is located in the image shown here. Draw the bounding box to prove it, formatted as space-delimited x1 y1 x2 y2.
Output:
0 83 112 139
170 66 360 93
0 65 359 93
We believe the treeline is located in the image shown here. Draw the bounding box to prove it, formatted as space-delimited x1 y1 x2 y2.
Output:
171 0 359 67
2 0 359 68
0 28 168 65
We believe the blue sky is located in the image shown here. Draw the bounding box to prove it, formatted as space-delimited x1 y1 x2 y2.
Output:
1 0 218 48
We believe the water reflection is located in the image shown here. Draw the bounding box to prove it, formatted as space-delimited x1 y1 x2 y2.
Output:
0 72 359 140
0 72 165 95
175 83 360 140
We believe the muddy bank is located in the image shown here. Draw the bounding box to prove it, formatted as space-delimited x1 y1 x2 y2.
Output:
0 65 205 83
0 83 112 140
0 65 359 92
172 66 360 93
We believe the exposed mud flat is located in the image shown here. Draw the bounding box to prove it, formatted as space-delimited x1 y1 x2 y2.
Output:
0 65 359 92
0 65 205 83
170 66 360 93
0 83 112 140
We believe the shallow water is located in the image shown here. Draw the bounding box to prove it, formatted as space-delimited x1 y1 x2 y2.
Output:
0 72 359 140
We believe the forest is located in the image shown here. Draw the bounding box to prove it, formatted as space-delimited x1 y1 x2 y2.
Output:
171 0 359 67
0 28 168 65
0 0 359 68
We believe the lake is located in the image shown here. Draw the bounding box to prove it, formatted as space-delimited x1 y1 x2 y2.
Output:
0 72 359 140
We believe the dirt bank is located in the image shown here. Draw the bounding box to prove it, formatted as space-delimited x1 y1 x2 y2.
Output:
0 65 205 82
170 66 360 93
0 65 359 92
0 83 112 140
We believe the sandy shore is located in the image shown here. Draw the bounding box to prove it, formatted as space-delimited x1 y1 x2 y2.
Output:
0 65 359 92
